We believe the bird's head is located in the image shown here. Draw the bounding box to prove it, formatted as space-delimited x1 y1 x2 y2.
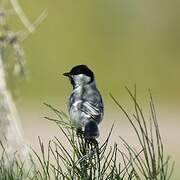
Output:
63 65 94 88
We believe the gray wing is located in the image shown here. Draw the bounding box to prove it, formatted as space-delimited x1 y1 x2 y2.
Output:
81 93 104 124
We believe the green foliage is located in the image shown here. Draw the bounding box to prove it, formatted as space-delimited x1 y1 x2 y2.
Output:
0 142 35 180
35 103 128 180
110 87 175 179
0 89 174 179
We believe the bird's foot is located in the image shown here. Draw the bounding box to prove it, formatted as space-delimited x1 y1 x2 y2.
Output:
85 138 98 147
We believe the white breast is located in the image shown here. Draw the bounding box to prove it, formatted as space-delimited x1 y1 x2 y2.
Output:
69 100 89 128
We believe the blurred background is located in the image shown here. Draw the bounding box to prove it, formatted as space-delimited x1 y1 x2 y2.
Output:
4 0 180 178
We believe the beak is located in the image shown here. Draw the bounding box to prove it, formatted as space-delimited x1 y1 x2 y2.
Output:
63 72 71 77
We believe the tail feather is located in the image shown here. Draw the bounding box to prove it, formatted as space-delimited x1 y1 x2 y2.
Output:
84 121 99 139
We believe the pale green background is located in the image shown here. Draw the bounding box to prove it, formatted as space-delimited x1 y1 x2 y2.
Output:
8 0 180 105
6 0 180 179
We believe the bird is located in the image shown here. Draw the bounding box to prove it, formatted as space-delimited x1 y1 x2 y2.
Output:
63 65 104 139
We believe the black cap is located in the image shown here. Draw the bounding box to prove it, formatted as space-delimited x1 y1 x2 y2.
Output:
63 65 94 81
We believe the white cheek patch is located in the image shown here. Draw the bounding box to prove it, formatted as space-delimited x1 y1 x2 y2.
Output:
73 74 91 84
